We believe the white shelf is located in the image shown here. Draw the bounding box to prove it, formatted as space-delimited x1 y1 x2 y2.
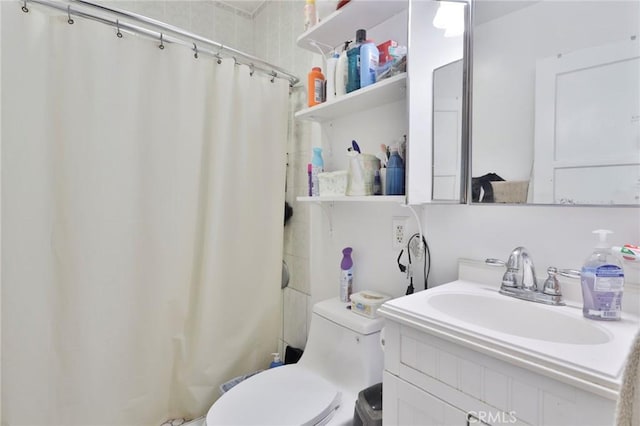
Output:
294 73 406 122
297 0 409 54
297 195 405 203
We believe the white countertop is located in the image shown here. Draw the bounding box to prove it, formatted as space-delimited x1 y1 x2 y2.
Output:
378 279 640 399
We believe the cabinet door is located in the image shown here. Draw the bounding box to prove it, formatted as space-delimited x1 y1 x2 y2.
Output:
384 372 468 426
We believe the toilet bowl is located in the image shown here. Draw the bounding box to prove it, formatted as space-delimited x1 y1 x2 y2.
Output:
206 297 385 425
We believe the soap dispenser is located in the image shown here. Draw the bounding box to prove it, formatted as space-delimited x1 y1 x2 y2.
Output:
580 229 624 321
269 353 284 368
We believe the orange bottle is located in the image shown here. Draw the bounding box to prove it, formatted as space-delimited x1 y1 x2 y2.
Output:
308 67 325 107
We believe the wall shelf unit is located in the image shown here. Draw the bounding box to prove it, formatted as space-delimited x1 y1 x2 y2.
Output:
294 73 406 123
296 0 408 53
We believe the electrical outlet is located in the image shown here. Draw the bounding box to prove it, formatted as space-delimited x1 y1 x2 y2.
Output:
392 217 408 249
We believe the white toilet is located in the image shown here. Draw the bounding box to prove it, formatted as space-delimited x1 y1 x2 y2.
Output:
206 297 385 425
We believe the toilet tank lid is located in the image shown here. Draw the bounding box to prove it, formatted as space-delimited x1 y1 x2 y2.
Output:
313 298 385 335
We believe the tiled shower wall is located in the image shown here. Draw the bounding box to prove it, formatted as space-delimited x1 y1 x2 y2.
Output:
254 1 315 355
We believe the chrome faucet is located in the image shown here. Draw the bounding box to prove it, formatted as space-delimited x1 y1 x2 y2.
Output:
486 247 573 306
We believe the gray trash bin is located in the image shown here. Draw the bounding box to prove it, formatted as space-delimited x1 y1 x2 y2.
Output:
353 382 382 426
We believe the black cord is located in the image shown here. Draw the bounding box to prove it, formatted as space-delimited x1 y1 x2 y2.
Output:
407 233 431 290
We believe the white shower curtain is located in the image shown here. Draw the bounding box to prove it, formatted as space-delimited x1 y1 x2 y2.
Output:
2 5 288 426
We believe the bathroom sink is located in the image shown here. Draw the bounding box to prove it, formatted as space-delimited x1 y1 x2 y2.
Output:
427 292 611 345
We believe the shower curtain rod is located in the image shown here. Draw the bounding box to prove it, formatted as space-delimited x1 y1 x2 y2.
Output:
21 0 300 87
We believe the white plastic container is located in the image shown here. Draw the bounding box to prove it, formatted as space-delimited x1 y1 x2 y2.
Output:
335 43 349 97
318 170 348 196
350 291 391 319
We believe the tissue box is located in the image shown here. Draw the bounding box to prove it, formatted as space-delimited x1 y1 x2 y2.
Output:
318 171 348 196
350 291 391 319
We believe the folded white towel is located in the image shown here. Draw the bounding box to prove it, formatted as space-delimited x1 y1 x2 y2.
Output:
616 329 640 425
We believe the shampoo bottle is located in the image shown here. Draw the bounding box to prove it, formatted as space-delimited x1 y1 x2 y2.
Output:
311 147 324 196
359 39 379 88
307 67 325 107
304 0 318 31
386 145 405 195
340 247 353 302
326 52 339 101
580 229 624 321
335 41 350 97
270 353 284 368
347 29 366 93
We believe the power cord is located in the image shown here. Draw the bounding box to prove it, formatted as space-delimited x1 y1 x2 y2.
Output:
407 233 431 291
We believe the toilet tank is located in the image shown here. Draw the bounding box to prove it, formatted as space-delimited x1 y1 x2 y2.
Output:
298 298 385 395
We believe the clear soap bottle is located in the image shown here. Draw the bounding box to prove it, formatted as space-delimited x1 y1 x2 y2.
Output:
580 229 624 320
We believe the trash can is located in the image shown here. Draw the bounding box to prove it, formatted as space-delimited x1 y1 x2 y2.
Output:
218 370 263 395
353 382 382 426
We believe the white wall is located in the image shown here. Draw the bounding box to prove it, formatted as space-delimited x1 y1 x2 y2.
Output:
472 0 639 180
422 204 640 289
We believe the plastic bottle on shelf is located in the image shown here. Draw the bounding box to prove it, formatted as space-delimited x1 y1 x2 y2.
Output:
386 145 405 195
340 247 354 302
304 0 318 31
335 41 350 97
325 52 339 101
307 67 325 107
311 147 324 196
359 39 379 88
346 29 366 93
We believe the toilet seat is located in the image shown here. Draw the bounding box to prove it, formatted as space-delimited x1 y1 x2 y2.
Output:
206 365 342 426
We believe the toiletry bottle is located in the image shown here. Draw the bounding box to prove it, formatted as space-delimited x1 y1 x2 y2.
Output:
335 41 350 97
340 247 354 302
304 0 318 31
326 52 339 101
346 29 366 93
580 229 624 321
307 163 313 196
270 353 284 368
359 39 379 88
386 145 405 195
307 67 325 107
612 244 640 262
311 147 324 196
373 170 382 195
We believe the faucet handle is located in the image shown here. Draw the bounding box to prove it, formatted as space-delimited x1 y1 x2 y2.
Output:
485 258 506 266
542 267 562 296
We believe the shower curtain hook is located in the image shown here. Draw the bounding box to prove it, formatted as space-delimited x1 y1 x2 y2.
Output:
116 20 123 38
215 53 222 65
21 0 29 13
158 33 165 50
67 5 74 24
270 71 277 83
192 43 198 59
232 57 238 66
249 64 255 77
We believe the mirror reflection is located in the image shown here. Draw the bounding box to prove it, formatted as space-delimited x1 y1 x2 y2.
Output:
471 0 640 205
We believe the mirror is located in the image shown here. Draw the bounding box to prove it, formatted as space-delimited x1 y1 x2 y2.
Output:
409 0 468 203
433 59 464 201
471 0 640 205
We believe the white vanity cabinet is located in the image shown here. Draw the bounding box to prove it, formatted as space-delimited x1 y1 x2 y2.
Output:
381 320 616 425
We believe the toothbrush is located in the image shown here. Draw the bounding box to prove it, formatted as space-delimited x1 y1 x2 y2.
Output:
351 140 361 154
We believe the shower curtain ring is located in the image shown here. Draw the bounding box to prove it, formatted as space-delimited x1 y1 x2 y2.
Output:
21 0 29 13
67 5 74 24
215 53 222 65
116 20 123 38
233 57 238 66
159 33 165 50
193 43 198 59
249 64 255 77
270 71 277 83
